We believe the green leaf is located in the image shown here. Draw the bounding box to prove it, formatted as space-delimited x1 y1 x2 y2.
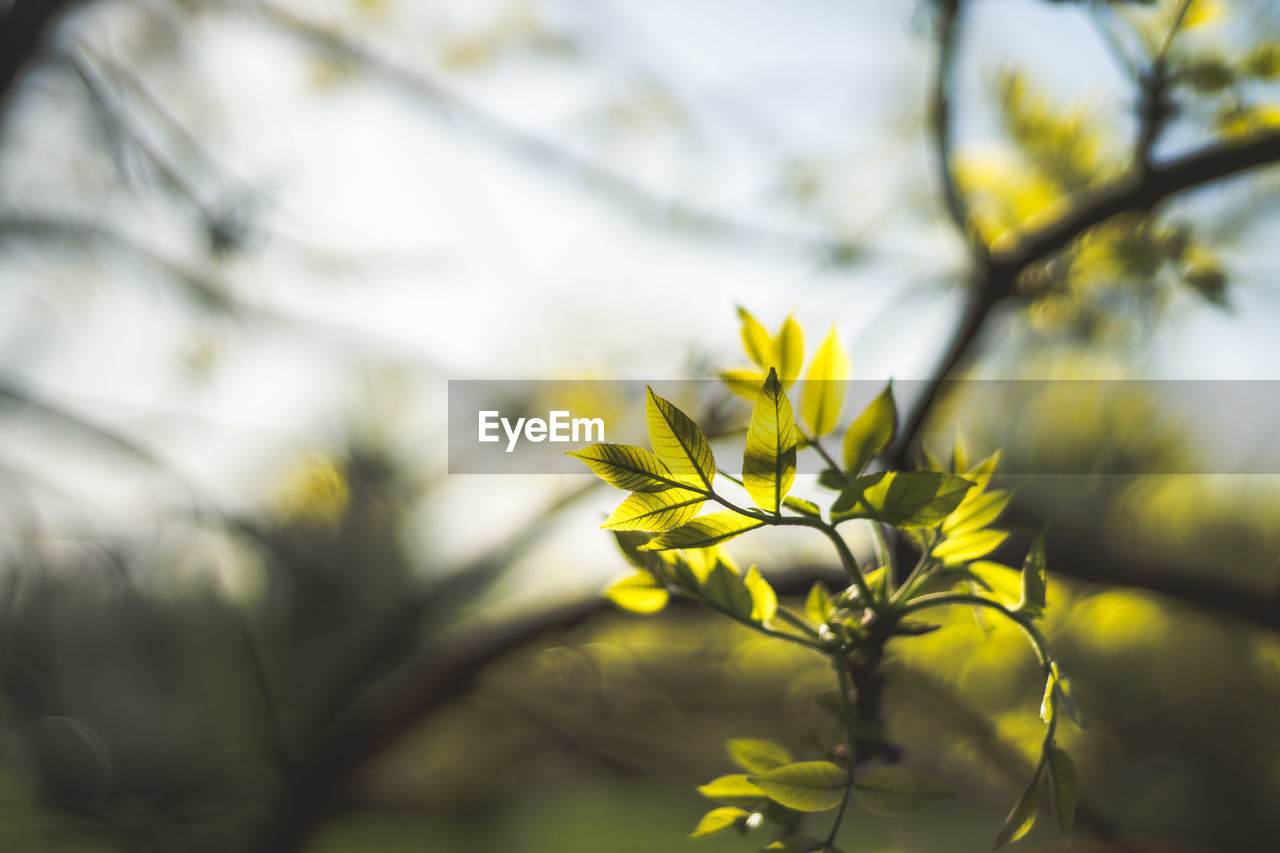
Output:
738 306 773 369
805 581 834 625
831 471 973 529
801 327 849 437
697 773 767 806
943 489 1013 535
689 806 748 839
612 530 652 570
1040 669 1057 725
993 766 1043 850
841 383 896 475
645 387 716 489
783 496 821 517
604 572 669 614
602 488 705 532
1046 745 1077 842
727 738 792 774
750 761 847 812
1015 530 1048 619
852 766 955 816
965 450 1001 492
640 511 765 551
1057 672 1085 728
744 567 778 623
817 469 847 491
744 368 798 514
567 443 682 493
703 562 754 620
932 529 1009 565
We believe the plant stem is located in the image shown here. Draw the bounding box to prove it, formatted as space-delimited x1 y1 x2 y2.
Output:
825 661 858 848
689 591 827 652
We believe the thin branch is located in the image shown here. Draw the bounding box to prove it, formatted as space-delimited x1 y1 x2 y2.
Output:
929 0 988 266
239 0 861 262
1136 0 1193 169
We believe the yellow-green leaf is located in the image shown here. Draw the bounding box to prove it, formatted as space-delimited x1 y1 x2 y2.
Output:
1046 745 1077 841
602 488 705 532
646 387 715 489
761 837 828 853
783 496 821 517
689 806 748 839
801 327 850 437
932 529 1009 565
851 766 955 816
805 581 833 625
831 471 973 529
702 561 754 620
751 761 847 812
744 567 778 623
743 368 797 514
640 511 765 551
943 489 1013 535
1015 530 1047 619
774 316 804 388
604 572 669 614
697 773 767 806
567 443 682 493
993 766 1043 850
841 383 896 475
738 306 773 369
965 450 1001 492
727 738 792 774
719 367 768 400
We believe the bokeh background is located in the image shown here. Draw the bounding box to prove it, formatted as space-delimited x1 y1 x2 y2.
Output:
2 0 1280 850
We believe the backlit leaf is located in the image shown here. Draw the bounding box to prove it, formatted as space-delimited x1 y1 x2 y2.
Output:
727 738 792 774
567 443 682 492
703 561 754 620
1046 745 1077 841
760 837 828 853
1015 530 1048 619
744 567 778 623
801 328 849 436
842 383 896 475
831 471 973 529
805 581 834 625
852 766 955 816
698 773 767 806
738 306 773 369
602 488 705 532
750 761 847 812
993 766 1043 850
775 316 804 388
646 387 716 489
604 572 668 614
744 368 797 513
689 806 748 839
640 511 765 551
783 496 821 516
720 367 767 400
943 489 1013 535
932 529 1009 565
